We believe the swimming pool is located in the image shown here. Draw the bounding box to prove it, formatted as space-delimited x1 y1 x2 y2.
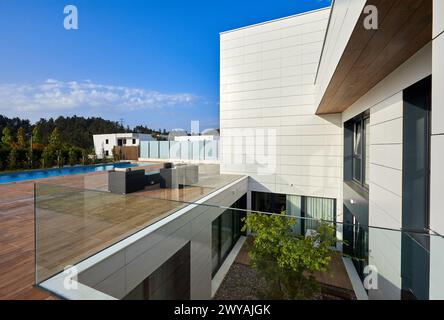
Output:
0 162 141 184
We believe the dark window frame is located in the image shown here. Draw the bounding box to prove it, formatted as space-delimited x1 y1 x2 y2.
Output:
351 112 370 190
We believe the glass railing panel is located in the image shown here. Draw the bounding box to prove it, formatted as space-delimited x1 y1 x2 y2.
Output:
35 183 195 283
35 181 443 300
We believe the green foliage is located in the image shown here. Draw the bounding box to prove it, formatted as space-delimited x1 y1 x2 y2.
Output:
243 212 338 300
16 127 27 149
112 147 120 162
81 149 90 165
7 148 17 170
0 114 167 171
1 127 13 147
48 127 61 149
40 147 53 168
55 149 64 167
32 125 42 144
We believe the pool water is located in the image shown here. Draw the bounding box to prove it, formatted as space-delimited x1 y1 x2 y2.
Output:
0 162 141 184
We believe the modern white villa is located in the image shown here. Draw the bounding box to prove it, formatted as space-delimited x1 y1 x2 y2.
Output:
5 0 441 301
93 133 154 159
219 0 443 300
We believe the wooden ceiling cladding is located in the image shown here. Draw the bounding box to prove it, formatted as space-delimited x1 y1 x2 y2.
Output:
316 0 432 115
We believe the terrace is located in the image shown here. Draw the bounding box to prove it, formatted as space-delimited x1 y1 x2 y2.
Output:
1 160 441 300
0 162 246 299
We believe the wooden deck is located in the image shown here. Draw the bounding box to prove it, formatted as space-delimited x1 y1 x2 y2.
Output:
0 164 241 300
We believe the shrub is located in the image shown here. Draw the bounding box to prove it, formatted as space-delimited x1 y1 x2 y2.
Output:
243 212 338 300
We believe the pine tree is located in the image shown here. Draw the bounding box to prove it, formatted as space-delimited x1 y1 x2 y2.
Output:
48 127 61 148
32 125 42 144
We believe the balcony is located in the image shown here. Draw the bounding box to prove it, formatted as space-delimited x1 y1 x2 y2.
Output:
32 166 443 300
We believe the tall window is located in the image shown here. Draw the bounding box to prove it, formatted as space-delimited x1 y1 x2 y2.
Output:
352 113 370 188
252 192 336 236
211 195 246 277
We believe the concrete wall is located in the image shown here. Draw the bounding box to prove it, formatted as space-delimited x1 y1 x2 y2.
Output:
219 8 343 204
77 177 248 299
343 43 432 300
429 0 444 300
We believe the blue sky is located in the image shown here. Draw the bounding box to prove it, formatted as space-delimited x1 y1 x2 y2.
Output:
0 0 330 131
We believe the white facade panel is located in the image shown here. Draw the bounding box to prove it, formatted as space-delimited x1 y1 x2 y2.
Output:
432 33 444 135
429 3 444 299
220 9 343 244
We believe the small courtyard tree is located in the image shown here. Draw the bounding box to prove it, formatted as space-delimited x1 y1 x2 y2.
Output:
243 212 338 299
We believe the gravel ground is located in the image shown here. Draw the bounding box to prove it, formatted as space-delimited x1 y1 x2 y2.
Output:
214 263 268 300
214 263 345 300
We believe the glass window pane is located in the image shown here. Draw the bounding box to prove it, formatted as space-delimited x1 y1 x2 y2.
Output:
354 122 362 156
286 195 302 234
364 118 370 186
353 157 361 181
304 197 335 234
211 219 220 275
220 211 233 259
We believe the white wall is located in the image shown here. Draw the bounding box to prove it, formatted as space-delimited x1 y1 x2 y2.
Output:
343 43 432 300
220 8 343 207
429 0 444 300
314 0 367 108
93 134 154 159
93 134 117 159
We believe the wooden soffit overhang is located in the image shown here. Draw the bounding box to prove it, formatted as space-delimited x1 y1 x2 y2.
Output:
316 0 432 115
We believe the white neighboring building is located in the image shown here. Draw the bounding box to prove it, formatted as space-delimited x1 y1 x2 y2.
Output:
93 133 154 159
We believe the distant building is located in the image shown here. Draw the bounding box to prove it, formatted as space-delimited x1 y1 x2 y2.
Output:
93 133 154 159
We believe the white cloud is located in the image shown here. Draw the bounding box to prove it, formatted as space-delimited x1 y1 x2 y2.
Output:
0 79 201 119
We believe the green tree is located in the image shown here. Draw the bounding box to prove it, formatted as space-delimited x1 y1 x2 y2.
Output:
16 127 27 149
243 213 338 300
112 147 120 162
41 147 53 168
68 148 77 166
55 149 64 167
8 148 17 170
81 149 89 165
32 125 43 144
48 127 61 148
27 147 34 169
1 127 13 147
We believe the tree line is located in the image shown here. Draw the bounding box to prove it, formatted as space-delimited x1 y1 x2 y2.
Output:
0 115 168 172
